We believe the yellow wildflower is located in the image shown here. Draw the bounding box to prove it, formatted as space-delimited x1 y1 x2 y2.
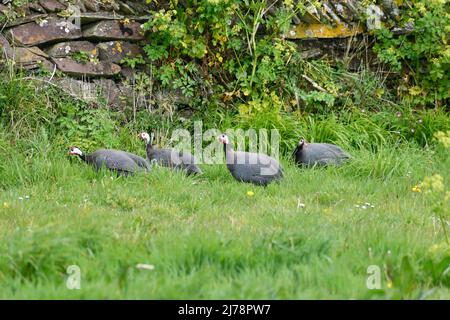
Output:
215 53 223 63
434 131 450 148
412 185 421 193
422 174 444 193
247 191 254 197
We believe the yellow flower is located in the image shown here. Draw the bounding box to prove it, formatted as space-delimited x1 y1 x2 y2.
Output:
3 202 9 209
247 191 254 197
387 281 393 289
428 242 450 255
412 185 421 193
422 174 444 193
434 131 450 148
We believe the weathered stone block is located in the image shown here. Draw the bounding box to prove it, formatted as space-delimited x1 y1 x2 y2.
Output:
0 33 10 53
6 17 82 46
46 41 97 58
287 23 363 39
38 0 67 13
9 46 48 64
53 77 120 106
79 12 124 24
53 57 121 77
83 20 144 41
97 41 142 64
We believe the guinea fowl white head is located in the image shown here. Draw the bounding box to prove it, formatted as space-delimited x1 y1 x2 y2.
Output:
298 138 307 147
68 146 83 157
138 132 151 144
218 133 230 145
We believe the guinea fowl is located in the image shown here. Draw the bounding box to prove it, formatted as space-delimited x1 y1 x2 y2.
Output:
292 138 350 167
68 147 150 176
219 133 283 186
138 132 202 175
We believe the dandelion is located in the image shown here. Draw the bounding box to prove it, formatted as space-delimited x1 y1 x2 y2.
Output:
3 202 9 209
387 281 393 289
247 191 254 197
412 185 421 193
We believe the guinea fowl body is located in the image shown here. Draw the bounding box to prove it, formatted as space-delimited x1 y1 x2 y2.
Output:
293 140 350 167
140 132 202 175
71 148 150 176
221 135 283 186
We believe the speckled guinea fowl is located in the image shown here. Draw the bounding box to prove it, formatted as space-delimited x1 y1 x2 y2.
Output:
292 138 350 167
219 133 283 186
139 132 202 175
68 147 150 176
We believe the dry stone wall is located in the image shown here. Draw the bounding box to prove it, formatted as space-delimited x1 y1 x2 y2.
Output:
0 0 404 109
0 0 152 109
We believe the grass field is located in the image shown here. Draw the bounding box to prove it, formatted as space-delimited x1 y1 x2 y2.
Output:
0 136 449 299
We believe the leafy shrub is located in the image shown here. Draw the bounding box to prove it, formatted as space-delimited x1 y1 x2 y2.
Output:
373 0 449 108
141 0 305 105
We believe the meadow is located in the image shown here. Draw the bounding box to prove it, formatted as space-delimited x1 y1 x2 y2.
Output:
0 0 449 297
0 129 449 299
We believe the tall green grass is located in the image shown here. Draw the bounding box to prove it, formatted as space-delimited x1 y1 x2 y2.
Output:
0 136 449 298
0 71 449 299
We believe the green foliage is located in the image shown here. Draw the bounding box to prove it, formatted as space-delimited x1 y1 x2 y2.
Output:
0 70 120 151
71 51 98 64
139 0 449 133
373 0 450 108
121 54 146 69
141 0 307 107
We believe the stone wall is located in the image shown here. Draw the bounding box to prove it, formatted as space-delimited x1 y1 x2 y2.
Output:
0 0 153 109
0 1 404 109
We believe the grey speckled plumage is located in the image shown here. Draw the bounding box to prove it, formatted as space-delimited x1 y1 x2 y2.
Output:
71 148 150 176
220 134 283 186
292 139 350 167
140 132 202 175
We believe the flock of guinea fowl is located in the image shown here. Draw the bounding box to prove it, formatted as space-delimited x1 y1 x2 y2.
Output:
68 132 350 186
